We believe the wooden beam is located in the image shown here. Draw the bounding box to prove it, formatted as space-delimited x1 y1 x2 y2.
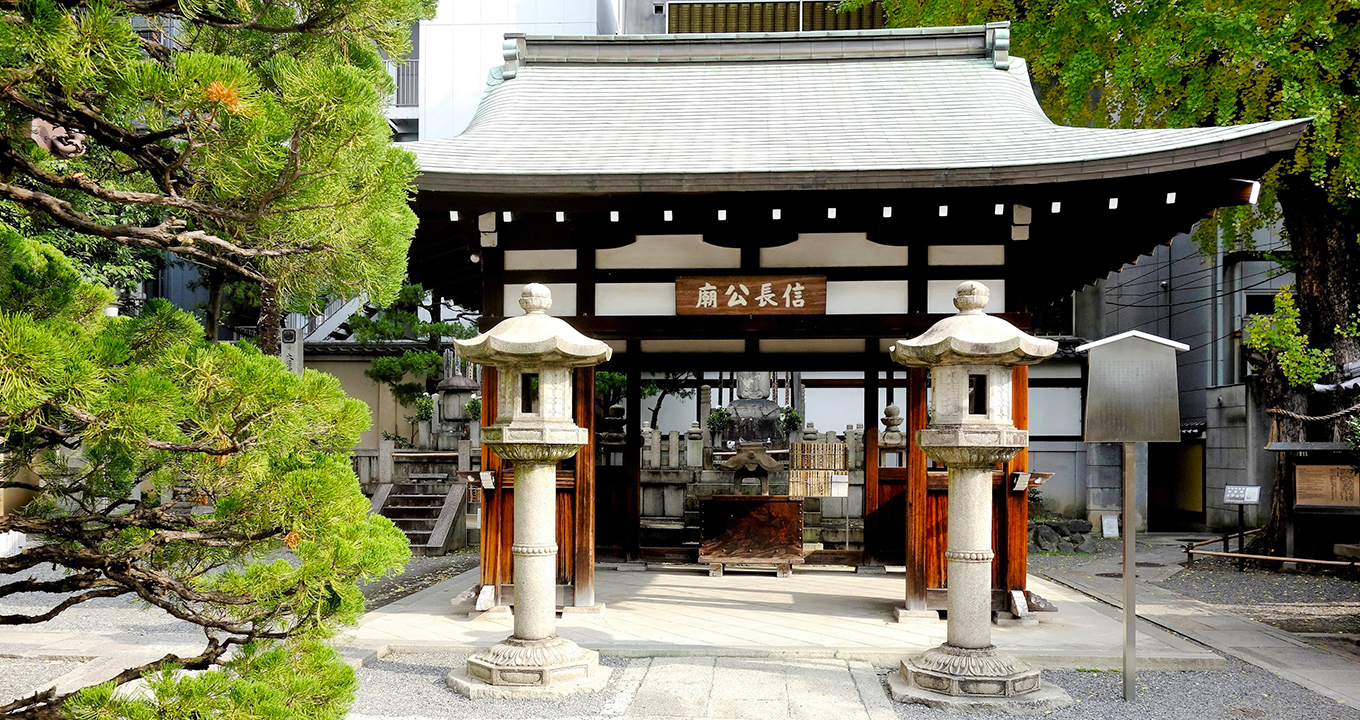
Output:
572 367 597 606
624 359 643 559
1002 366 1031 591
862 359 881 565
480 368 503 597
904 368 929 610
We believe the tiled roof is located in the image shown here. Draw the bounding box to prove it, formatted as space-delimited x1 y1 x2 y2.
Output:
409 27 1308 195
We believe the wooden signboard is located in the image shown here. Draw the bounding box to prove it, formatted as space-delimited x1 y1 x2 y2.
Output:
677 275 825 315
1295 465 1360 507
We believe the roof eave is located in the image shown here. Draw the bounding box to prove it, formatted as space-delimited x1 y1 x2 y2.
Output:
412 118 1309 196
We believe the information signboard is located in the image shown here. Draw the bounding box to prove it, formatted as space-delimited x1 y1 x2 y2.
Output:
1223 485 1261 505
1295 465 1360 507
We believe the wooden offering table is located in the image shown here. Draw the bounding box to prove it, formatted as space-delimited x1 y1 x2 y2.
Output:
699 495 804 577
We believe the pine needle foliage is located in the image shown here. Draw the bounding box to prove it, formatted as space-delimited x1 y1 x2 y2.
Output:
0 0 433 350
0 232 410 720
347 283 476 407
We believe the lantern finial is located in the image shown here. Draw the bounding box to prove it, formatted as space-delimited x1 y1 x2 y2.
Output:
519 283 552 314
953 281 989 313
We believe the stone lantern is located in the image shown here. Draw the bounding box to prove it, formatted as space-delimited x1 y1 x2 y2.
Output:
448 284 612 698
887 281 1071 712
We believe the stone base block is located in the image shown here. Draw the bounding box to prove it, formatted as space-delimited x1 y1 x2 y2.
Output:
901 645 1043 698
855 565 887 575
894 607 941 624
993 611 1039 628
447 664 611 699
561 603 607 617
454 636 610 697
616 563 648 572
888 672 1073 714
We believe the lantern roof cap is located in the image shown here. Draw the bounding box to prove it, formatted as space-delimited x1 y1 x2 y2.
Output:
455 284 612 366
891 281 1057 366
436 372 481 392
1075 330 1189 353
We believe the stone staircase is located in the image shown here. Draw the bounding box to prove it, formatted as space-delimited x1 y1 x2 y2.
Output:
373 473 467 557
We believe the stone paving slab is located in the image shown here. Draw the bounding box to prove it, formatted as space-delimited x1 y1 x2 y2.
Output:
354 565 1220 670
1044 536 1360 708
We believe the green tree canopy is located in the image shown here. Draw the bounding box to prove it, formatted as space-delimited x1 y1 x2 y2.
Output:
853 0 1360 552
0 0 432 351
0 231 409 719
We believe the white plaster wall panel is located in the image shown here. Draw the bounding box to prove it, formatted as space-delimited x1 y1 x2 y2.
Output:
640 339 744 353
504 249 578 270
761 233 908 268
927 245 1005 266
826 280 909 315
1029 387 1084 436
927 279 1005 314
595 235 740 269
759 339 865 353
604 340 627 355
503 283 575 316
1030 360 1083 379
596 282 675 316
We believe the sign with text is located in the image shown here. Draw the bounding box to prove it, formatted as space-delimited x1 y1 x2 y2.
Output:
676 275 826 315
1223 485 1261 505
1295 465 1360 507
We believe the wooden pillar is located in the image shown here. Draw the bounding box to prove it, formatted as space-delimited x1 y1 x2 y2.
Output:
624 358 642 559
862 360 881 564
999 366 1030 591
480 368 504 597
572 367 597 606
904 368 929 610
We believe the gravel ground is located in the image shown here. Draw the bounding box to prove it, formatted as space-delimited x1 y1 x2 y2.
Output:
351 652 631 718
359 551 479 611
885 656 1360 720
1159 555 1360 633
0 565 198 643
0 658 86 705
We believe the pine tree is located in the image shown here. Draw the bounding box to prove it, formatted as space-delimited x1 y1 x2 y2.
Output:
0 231 410 719
0 0 431 353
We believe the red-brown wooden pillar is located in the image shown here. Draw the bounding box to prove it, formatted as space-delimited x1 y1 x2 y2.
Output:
998 366 1031 591
572 367 597 606
904 367 930 610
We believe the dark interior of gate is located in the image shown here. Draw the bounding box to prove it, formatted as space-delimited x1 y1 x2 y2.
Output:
402 29 1305 611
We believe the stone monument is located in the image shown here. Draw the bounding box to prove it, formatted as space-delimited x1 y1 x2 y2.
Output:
725 371 783 447
887 281 1072 713
447 284 613 698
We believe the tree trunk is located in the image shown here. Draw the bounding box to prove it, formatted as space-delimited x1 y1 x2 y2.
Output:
1278 174 1360 421
1248 175 1360 557
256 281 282 356
203 269 224 343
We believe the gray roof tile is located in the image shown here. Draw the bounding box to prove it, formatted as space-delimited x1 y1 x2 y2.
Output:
409 33 1308 195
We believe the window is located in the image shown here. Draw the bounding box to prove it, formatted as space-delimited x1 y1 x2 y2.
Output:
968 374 987 415
801 1 884 30
666 2 884 33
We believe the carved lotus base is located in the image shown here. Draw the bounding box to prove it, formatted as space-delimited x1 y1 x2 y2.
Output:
902 645 1040 697
460 636 605 691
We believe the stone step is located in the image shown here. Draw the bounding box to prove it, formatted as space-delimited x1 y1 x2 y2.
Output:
394 518 437 531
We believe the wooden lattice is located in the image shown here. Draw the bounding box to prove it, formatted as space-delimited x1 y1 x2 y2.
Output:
790 442 847 471
788 469 833 498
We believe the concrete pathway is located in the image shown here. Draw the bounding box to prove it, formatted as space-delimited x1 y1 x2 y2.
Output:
1040 533 1360 708
354 565 1217 669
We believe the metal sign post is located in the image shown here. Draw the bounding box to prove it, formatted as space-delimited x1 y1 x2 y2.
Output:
1077 331 1188 702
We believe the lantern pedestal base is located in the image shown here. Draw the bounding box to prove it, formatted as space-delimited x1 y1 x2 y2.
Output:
449 636 612 698
890 645 1073 713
